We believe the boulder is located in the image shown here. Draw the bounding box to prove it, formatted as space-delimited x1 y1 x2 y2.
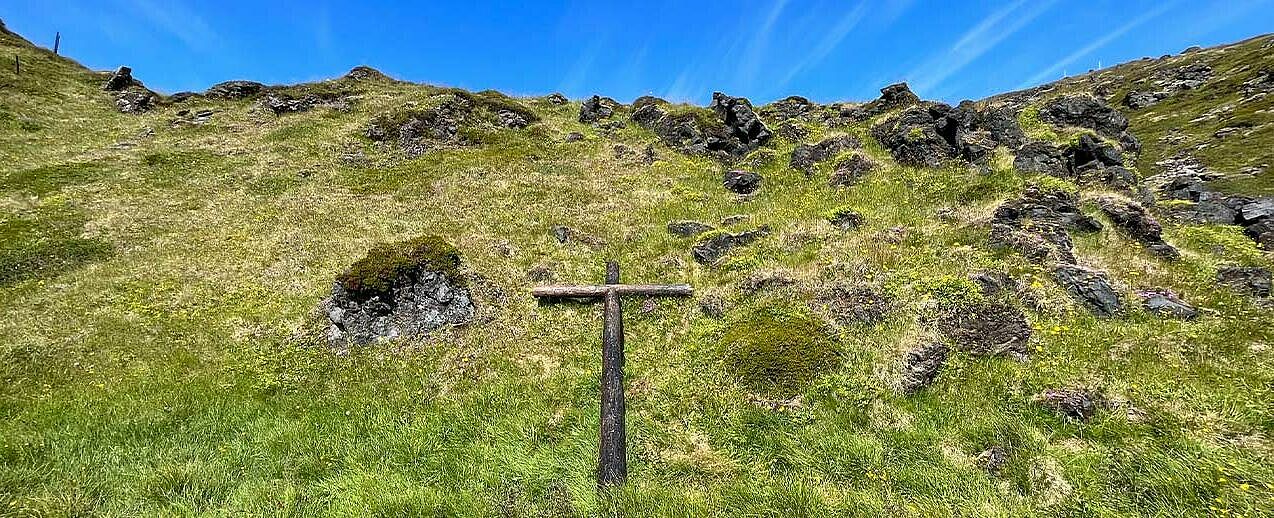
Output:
632 100 770 160
667 220 715 237
1239 198 1274 224
1052 263 1122 316
344 66 388 81
937 303 1033 358
871 106 955 167
1137 290 1199 319
323 236 474 345
829 153 878 187
723 169 762 194
102 66 135 91
790 135 859 174
1217 266 1271 297
691 226 770 264
1123 90 1168 109
1014 141 1069 177
989 187 1102 265
546 92 569 105
1035 388 1103 421
874 101 1024 167
709 92 773 155
1167 63 1212 90
578 95 616 123
1069 134 1124 168
877 82 921 109
759 95 818 122
901 343 948 393
1097 197 1179 259
114 89 157 114
1245 219 1274 249
1038 94 1129 139
975 105 1027 148
205 80 266 99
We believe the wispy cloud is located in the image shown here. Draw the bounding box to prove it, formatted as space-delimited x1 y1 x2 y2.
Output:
736 0 790 88
908 0 1056 94
123 0 219 52
1018 1 1177 88
777 1 868 87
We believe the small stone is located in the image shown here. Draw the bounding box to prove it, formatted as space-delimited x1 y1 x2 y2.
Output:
901 343 948 393
691 226 770 264
667 221 715 237
976 447 1009 474
563 131 584 142
1052 263 1122 316
1137 289 1199 319
723 169 762 194
1217 266 1271 297
546 92 569 104
828 208 864 230
1035 388 1103 421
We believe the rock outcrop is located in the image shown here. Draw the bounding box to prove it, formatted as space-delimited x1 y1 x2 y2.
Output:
691 226 770 264
323 236 474 345
205 80 266 99
631 93 772 160
872 101 1025 167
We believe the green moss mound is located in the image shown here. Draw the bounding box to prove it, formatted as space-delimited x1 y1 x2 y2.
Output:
336 235 462 299
720 309 840 396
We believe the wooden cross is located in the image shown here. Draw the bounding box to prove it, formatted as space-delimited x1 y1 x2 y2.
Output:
531 261 693 486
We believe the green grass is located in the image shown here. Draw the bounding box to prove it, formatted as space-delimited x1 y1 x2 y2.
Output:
0 24 1272 517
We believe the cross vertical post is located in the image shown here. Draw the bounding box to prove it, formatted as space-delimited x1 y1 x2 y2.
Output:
531 262 692 487
598 261 626 485
53 32 61 55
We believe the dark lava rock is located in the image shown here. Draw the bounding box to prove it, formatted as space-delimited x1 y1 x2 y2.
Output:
1036 388 1103 421
578 95 616 123
976 447 1010 474
344 66 388 81
709 92 774 155
323 236 474 345
901 343 948 393
1098 197 1179 259
871 106 955 168
937 303 1033 358
1052 263 1122 316
818 285 891 325
1123 90 1169 109
667 220 715 237
828 208 864 231
1240 198 1274 224
989 187 1101 263
1167 63 1212 90
546 92 569 105
205 80 266 99
114 89 157 114
723 169 762 194
873 101 1024 167
103 65 136 91
1246 219 1274 249
878 82 921 109
1137 289 1199 319
970 271 1019 297
829 153 877 187
497 109 530 128
1217 266 1271 297
790 135 859 174
1038 94 1129 139
776 121 809 141
692 226 770 264
759 95 818 122
1014 141 1070 177
1070 134 1123 168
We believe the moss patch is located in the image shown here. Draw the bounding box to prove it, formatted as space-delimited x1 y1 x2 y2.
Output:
336 235 462 299
720 309 840 396
0 205 113 287
1 162 105 195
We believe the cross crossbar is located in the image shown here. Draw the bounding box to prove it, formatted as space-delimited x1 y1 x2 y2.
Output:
531 261 692 487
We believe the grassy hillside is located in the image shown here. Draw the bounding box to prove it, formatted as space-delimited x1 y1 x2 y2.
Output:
2 21 1272 517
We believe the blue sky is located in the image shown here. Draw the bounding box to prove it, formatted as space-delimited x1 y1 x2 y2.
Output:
3 0 1271 104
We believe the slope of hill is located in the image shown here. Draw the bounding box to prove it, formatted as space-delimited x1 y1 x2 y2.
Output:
2 21 1272 516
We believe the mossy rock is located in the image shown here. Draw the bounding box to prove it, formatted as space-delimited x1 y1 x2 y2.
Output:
720 308 840 396
336 235 462 299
